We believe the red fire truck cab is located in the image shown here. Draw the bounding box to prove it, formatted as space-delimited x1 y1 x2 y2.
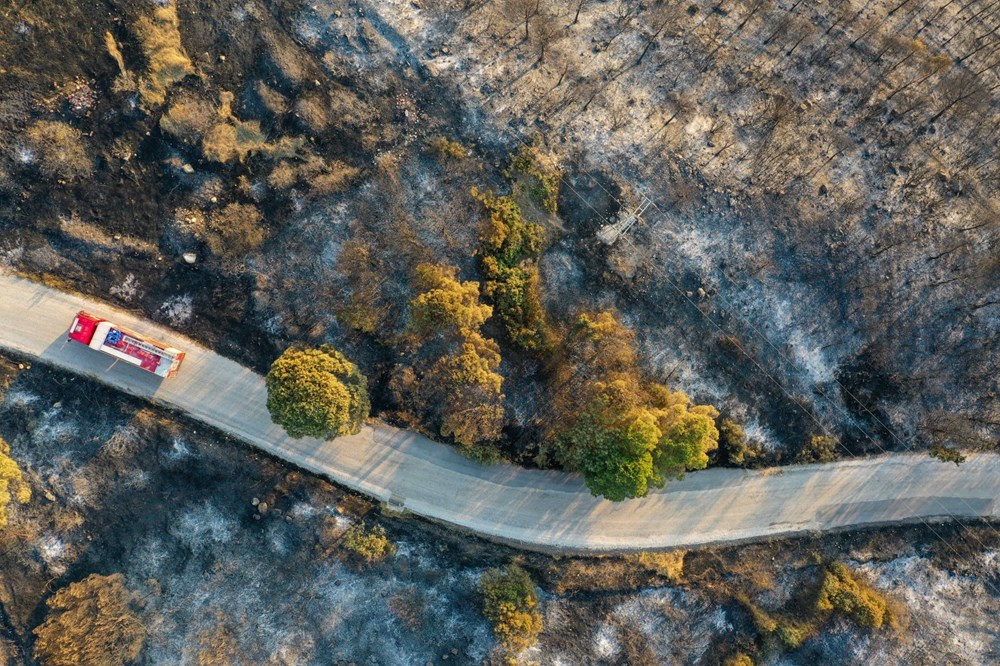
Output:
67 311 186 378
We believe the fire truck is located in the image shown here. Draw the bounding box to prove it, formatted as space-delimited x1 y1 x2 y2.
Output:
67 310 186 378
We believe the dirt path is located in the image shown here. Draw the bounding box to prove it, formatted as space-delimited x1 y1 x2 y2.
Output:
1 271 997 553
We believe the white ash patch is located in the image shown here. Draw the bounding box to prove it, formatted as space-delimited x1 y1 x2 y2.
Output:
36 535 69 574
287 502 318 520
33 406 78 446
3 387 39 408
0 241 25 267
591 622 621 659
166 436 193 461
121 469 150 489
13 145 35 164
158 294 193 325
171 503 236 551
109 273 141 302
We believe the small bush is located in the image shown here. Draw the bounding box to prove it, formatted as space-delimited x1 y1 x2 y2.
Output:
24 121 93 181
508 144 560 214
461 442 505 465
343 521 396 563
795 434 840 464
717 418 765 467
294 95 332 133
267 155 359 196
159 94 217 146
427 136 468 160
33 574 145 666
724 654 754 666
930 445 966 466
816 562 892 629
480 564 543 652
134 4 194 106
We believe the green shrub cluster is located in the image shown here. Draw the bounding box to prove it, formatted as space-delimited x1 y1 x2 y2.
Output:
427 136 468 160
508 144 561 215
473 188 551 353
930 445 966 466
404 264 506 448
480 564 543 652
816 563 892 629
717 418 765 467
342 521 396 563
795 434 840 463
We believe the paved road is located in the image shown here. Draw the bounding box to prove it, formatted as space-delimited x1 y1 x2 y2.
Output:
1 273 998 553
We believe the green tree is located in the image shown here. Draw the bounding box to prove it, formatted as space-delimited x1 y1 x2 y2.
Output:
33 574 145 666
548 312 719 500
405 265 507 449
430 334 506 447
265 345 370 439
555 381 719 501
0 437 30 529
480 564 543 652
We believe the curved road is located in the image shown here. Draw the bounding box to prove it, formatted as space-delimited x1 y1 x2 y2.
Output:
1 273 997 553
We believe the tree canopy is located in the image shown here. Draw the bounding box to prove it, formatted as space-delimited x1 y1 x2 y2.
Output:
548 312 720 501
265 345 370 439
402 264 506 450
409 263 492 338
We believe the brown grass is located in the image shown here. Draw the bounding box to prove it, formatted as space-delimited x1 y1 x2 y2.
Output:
134 5 194 107
25 121 93 181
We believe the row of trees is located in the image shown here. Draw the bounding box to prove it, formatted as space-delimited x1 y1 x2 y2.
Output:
265 303 720 500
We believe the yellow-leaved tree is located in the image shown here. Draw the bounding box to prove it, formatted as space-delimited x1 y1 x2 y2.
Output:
405 263 506 450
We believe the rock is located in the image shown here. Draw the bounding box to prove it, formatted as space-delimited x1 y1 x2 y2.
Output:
251 497 260 506
181 163 194 174
43 490 57 502
258 502 269 514
182 252 197 264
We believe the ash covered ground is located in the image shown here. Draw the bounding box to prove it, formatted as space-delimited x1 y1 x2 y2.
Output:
0 355 998 664
1 0 996 462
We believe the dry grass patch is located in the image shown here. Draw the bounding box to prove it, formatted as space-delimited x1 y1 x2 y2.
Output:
24 121 93 181
134 4 194 107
